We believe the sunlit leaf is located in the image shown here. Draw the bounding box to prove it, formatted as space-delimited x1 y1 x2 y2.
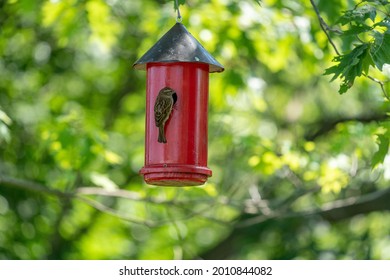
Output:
341 24 372 36
337 5 376 25
363 0 390 5
371 31 390 71
372 134 390 168
324 44 373 94
104 150 123 165
90 172 118 190
318 165 349 194
85 0 122 50
0 123 11 144
0 110 12 126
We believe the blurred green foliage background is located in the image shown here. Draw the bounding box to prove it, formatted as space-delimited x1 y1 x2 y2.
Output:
0 0 390 259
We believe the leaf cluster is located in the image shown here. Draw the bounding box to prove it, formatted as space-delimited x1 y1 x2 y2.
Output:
324 0 390 94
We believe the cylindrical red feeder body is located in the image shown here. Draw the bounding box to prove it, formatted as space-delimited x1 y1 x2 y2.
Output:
139 62 212 186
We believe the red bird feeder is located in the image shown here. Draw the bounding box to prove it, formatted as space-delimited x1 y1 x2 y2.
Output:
133 22 224 186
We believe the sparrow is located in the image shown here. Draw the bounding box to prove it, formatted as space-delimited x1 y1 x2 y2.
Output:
154 87 177 143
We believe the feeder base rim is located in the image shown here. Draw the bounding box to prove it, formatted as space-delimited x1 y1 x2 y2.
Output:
139 164 212 187
140 164 212 176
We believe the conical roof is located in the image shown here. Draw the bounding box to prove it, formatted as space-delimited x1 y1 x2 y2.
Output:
133 22 224 73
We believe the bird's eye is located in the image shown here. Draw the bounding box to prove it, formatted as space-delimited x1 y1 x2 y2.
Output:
172 92 178 104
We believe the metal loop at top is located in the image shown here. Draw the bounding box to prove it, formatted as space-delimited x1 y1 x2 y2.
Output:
175 0 182 22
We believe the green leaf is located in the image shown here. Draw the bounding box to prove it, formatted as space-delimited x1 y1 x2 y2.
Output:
0 123 11 144
0 110 12 126
337 5 377 26
173 0 185 10
318 0 345 23
0 109 12 144
373 19 390 29
90 172 118 190
370 31 390 70
324 44 373 94
363 0 390 5
372 134 390 168
362 48 375 75
341 24 373 36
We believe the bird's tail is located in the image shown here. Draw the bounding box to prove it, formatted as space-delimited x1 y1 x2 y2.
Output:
158 126 166 143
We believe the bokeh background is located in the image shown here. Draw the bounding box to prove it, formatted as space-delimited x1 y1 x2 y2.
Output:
1 0 390 259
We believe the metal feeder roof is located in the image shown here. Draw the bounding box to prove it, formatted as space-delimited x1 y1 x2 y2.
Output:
133 22 224 73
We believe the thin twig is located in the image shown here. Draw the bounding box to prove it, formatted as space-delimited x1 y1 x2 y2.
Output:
77 187 176 205
238 186 320 228
309 0 341 55
364 74 390 101
75 195 157 227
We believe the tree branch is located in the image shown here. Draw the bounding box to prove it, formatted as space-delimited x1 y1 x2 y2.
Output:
305 113 389 141
0 174 72 198
201 186 390 259
239 187 390 228
77 187 182 206
314 187 390 221
0 174 159 227
3 173 389 232
0 174 229 227
0 174 175 205
75 196 156 227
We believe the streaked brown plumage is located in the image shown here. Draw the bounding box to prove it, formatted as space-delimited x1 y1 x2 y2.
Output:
154 87 176 143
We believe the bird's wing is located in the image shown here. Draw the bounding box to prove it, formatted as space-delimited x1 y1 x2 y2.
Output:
154 95 173 126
